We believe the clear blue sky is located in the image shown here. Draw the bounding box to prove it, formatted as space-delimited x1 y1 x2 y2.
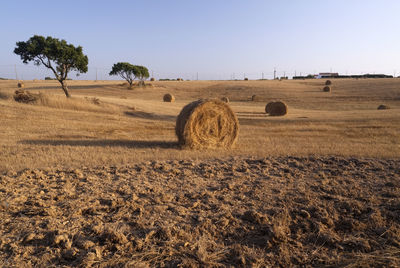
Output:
1 0 400 80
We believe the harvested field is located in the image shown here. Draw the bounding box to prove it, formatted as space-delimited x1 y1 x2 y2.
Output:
0 78 399 266
0 156 399 266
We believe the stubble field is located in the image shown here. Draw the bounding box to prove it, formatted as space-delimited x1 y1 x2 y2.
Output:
0 78 399 266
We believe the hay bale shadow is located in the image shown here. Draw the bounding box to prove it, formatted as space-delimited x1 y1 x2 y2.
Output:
20 139 178 149
124 111 176 121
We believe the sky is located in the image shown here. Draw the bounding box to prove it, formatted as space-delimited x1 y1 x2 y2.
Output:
1 0 400 80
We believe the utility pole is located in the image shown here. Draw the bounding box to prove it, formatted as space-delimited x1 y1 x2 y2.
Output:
95 68 98 81
283 71 286 78
14 64 18 80
233 73 235 80
151 70 154 78
196 72 198 80
273 67 276 80
262 72 264 80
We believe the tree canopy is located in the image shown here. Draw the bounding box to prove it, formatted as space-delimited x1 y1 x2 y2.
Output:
14 35 88 97
109 62 149 87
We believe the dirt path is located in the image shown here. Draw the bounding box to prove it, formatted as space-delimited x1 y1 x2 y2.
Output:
0 156 399 267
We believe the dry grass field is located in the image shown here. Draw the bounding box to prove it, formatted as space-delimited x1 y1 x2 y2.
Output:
0 79 399 266
0 78 399 172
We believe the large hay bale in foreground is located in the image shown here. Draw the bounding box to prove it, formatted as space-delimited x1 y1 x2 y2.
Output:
325 80 332 85
13 90 38 104
176 99 239 149
377 104 390 110
163 93 175 102
323 86 331 92
266 101 288 116
220 97 229 103
17 82 24 88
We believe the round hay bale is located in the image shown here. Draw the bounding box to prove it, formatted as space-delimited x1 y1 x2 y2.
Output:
13 90 38 104
265 102 275 114
163 93 175 102
268 101 288 116
175 99 239 149
17 82 24 88
150 77 155 81
323 86 331 92
244 77 249 81
220 97 229 103
325 80 332 85
377 104 390 110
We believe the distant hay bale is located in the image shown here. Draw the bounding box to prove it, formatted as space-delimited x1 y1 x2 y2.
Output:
325 80 332 85
150 77 155 81
177 78 183 81
265 102 274 114
163 93 175 102
13 90 38 104
377 104 390 110
266 101 288 116
244 77 249 81
221 97 229 103
323 86 331 92
175 99 239 149
17 82 24 88
251 95 261 101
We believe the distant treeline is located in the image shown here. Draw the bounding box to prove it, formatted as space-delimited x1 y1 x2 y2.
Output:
293 74 394 80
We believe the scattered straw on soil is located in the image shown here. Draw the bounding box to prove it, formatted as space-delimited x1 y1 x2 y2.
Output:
325 80 332 85
0 91 11 100
13 90 39 104
175 99 239 149
0 156 399 267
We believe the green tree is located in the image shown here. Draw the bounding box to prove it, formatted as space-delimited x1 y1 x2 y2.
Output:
14 35 88 98
109 62 149 88
135 65 150 87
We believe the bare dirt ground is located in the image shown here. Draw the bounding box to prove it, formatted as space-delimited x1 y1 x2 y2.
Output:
0 79 399 266
0 156 399 267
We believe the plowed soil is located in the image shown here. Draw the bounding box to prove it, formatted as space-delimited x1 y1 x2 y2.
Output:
1 156 399 267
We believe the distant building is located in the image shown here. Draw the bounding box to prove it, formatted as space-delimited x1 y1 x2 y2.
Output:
316 73 339 79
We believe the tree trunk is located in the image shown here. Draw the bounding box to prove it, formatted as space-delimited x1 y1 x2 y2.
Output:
60 80 71 97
